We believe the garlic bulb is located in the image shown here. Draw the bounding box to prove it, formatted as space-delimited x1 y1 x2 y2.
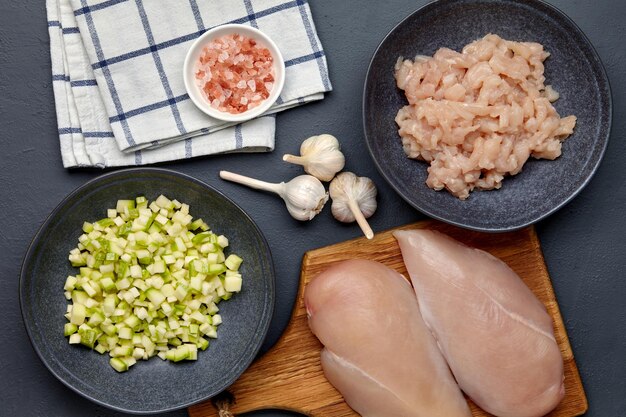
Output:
283 134 345 182
329 172 378 239
220 171 328 221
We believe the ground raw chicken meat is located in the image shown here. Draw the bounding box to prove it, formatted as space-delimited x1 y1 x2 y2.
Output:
196 33 274 114
394 34 577 200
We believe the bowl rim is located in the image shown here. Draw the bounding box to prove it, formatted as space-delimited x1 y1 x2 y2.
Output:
362 0 613 233
183 23 286 123
18 167 275 414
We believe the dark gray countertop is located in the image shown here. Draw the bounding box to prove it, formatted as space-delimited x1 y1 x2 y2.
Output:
1 0 624 416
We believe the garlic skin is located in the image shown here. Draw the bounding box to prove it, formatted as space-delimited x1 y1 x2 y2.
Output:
283 134 345 182
278 175 329 221
219 171 328 221
329 172 378 239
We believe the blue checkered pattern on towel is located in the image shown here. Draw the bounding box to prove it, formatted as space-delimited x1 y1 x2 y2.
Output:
47 0 331 167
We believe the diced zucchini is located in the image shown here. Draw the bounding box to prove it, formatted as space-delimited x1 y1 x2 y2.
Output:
186 344 198 360
146 288 165 306
224 275 243 293
208 264 226 276
79 328 98 348
224 254 243 271
155 195 174 210
95 343 108 354
197 337 209 351
63 195 242 371
87 311 105 327
110 357 128 372
100 277 116 292
64 276 78 291
116 200 135 214
216 235 229 248
64 323 78 336
70 303 87 325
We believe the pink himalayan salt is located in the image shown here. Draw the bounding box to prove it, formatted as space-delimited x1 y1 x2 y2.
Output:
195 33 274 114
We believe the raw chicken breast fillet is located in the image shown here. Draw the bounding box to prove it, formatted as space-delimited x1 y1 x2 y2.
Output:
305 259 471 417
394 229 564 417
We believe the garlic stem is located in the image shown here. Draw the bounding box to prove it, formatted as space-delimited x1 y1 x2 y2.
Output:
282 154 307 166
219 171 283 195
348 199 374 240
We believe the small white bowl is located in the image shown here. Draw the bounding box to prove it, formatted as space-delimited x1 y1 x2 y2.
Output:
183 24 285 123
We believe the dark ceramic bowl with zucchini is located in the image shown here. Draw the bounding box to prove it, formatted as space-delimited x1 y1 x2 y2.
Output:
19 168 275 414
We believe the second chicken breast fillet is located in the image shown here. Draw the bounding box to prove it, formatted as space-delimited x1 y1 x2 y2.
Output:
305 259 471 417
394 229 564 417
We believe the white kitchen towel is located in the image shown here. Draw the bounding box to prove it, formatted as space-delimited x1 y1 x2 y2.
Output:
47 0 331 167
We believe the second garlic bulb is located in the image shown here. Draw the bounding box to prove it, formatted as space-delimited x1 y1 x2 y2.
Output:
219 171 328 221
280 175 329 221
329 172 378 239
283 134 345 182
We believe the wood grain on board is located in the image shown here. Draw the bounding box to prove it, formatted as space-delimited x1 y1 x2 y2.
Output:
189 220 587 417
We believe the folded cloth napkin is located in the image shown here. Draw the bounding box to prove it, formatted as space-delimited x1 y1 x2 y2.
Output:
47 0 331 168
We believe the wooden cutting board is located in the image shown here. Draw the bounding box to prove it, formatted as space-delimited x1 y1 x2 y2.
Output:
189 220 587 417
